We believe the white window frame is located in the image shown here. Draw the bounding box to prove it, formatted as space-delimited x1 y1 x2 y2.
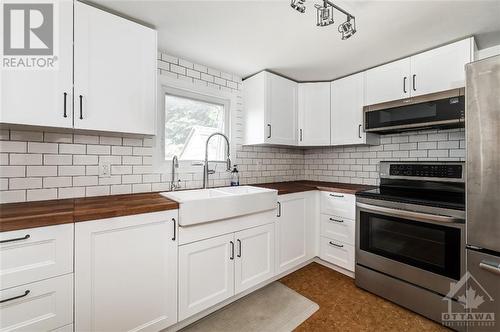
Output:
154 75 237 173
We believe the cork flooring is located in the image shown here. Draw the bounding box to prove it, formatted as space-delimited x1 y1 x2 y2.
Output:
279 262 449 332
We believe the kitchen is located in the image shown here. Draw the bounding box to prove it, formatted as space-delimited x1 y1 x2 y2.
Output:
0 1 499 331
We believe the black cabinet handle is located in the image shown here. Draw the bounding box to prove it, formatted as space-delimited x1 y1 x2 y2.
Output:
358 124 362 139
63 92 67 118
230 241 234 260
403 76 407 93
329 217 343 223
329 193 344 198
79 95 83 119
171 218 176 241
0 290 30 304
412 74 416 91
267 124 272 139
0 234 30 244
237 239 241 258
277 201 281 217
329 241 344 248
300 129 303 142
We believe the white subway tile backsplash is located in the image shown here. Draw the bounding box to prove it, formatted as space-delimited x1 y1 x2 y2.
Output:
10 131 44 142
111 184 132 195
10 154 42 165
0 190 26 203
28 142 58 154
27 188 57 201
74 134 99 144
73 155 99 165
122 138 143 147
45 154 72 165
10 177 42 190
59 144 86 154
87 145 111 155
58 166 86 176
1 141 27 153
73 176 98 187
86 186 110 197
44 132 73 143
59 187 86 199
43 177 72 188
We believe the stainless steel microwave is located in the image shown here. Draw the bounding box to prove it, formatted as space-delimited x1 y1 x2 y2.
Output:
363 88 465 133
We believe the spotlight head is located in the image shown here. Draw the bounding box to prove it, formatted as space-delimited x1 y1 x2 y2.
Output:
291 0 306 13
315 3 334 27
338 16 356 40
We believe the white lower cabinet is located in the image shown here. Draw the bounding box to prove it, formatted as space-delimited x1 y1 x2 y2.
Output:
275 192 316 274
320 237 355 272
0 224 73 291
75 211 178 332
234 224 275 294
178 223 275 321
320 214 355 246
0 274 73 332
178 233 235 321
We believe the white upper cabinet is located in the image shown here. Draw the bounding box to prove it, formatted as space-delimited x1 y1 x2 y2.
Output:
365 38 474 105
0 1 73 128
331 73 378 146
365 58 411 105
410 38 474 97
244 71 297 145
74 1 157 135
298 83 331 146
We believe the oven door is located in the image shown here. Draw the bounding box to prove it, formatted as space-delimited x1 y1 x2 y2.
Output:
356 199 465 297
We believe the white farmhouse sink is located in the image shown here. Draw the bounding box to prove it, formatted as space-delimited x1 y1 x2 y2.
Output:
161 186 277 226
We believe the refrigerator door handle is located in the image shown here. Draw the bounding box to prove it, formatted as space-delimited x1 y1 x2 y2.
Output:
479 261 500 276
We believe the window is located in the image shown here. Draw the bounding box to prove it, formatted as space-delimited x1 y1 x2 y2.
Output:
164 92 229 161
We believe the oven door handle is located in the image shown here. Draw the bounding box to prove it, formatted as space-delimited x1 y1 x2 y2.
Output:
356 202 462 224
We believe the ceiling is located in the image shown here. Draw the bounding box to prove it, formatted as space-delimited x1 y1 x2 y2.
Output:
92 0 500 81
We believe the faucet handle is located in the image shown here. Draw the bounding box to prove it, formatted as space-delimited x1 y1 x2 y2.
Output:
226 157 231 172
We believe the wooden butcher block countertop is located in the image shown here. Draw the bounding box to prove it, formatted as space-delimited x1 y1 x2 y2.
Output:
0 193 179 232
253 180 375 196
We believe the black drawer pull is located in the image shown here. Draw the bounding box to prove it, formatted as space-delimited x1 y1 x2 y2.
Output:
171 218 176 241
277 201 282 217
329 218 343 223
329 241 344 248
63 92 67 118
329 194 344 198
237 239 241 258
230 241 234 260
79 95 83 119
0 234 30 244
0 290 30 303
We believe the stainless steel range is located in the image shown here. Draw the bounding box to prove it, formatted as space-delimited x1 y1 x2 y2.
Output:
355 161 466 326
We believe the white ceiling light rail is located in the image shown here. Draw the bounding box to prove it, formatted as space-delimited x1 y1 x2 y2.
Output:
291 0 357 40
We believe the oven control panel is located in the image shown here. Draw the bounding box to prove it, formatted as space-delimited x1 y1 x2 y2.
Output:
389 164 463 178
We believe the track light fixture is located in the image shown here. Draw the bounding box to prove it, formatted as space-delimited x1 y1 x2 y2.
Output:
290 0 357 40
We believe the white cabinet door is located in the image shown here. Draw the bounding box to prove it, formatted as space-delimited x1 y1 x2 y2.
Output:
320 237 355 272
331 73 367 145
411 38 473 96
266 73 298 145
0 224 73 290
234 224 275 294
0 274 73 332
0 1 73 128
178 233 235 321
75 211 178 332
276 192 315 274
365 58 411 105
298 82 330 146
74 1 157 135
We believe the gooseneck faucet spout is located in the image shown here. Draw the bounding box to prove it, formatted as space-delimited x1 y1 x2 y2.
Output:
170 155 180 191
203 133 231 189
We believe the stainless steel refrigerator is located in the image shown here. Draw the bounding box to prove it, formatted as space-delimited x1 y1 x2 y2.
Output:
466 55 500 331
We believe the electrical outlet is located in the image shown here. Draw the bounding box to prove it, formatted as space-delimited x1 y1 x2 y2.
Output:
99 162 111 178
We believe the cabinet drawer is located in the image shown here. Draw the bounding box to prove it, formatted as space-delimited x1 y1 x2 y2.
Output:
320 214 355 245
0 273 73 332
0 224 73 290
320 191 355 220
320 237 354 272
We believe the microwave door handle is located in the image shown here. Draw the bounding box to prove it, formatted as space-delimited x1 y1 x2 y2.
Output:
356 202 462 224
